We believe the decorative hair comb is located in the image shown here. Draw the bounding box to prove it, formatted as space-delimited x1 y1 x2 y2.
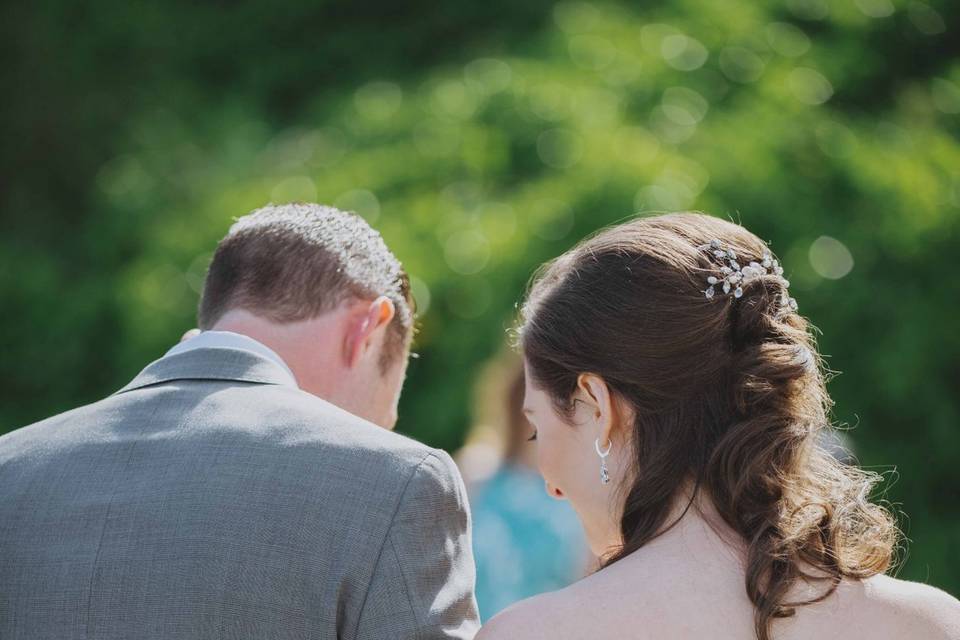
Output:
698 239 798 311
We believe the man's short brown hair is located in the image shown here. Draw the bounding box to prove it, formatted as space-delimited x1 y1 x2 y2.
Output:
199 203 415 368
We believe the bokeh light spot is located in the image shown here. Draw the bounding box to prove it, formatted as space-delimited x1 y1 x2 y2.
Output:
614 126 661 165
602 54 644 86
354 81 403 121
662 87 709 125
931 79 960 114
765 22 811 58
634 185 691 212
529 84 574 121
537 128 584 168
635 158 710 212
526 199 575 241
413 119 462 157
577 88 622 128
662 158 710 195
431 80 476 119
445 230 491 275
815 121 859 158
789 67 834 105
650 107 697 144
641 23 681 57
442 181 485 210
568 35 617 70
271 176 317 203
635 163 707 211
553 2 602 34
447 277 493 319
907 2 946 34
854 0 895 18
265 129 317 169
809 236 854 279
478 202 518 241
307 127 348 168
334 189 381 223
96 155 154 206
661 35 708 71
464 58 513 94
409 276 432 316
786 0 830 20
719 47 765 83
185 253 212 295
140 263 190 312
875 121 914 149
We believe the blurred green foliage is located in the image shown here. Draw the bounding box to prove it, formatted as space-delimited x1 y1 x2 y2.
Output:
2 0 958 594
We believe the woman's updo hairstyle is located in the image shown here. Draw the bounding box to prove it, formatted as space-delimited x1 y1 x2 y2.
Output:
517 212 896 640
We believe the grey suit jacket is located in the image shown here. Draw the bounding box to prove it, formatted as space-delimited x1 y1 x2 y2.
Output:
0 347 480 639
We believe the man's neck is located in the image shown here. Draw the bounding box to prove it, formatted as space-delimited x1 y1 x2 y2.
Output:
208 308 349 404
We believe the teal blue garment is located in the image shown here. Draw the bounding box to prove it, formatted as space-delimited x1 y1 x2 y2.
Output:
469 463 588 622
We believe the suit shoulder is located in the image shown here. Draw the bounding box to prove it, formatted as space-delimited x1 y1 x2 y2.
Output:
255 385 438 469
0 398 114 461
395 449 467 514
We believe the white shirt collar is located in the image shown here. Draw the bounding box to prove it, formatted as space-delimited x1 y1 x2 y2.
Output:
165 330 298 387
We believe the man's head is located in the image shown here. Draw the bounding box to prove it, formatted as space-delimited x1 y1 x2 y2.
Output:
198 203 415 428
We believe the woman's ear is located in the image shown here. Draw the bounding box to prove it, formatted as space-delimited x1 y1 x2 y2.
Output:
576 373 617 447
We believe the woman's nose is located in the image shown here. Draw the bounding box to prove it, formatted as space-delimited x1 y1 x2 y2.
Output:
545 480 566 500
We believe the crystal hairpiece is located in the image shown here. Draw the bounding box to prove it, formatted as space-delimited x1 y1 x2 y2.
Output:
697 239 798 311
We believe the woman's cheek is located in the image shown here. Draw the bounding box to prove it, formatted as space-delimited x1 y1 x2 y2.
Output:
538 435 580 496
534 439 556 485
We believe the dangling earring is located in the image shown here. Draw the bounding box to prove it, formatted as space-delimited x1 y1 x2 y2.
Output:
595 438 612 485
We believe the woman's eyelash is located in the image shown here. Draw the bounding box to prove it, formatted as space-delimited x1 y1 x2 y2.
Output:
527 430 538 442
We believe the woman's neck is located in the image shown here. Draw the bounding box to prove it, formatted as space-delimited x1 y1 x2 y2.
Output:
605 482 747 568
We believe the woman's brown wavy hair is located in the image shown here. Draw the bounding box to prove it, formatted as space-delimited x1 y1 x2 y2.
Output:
517 212 897 640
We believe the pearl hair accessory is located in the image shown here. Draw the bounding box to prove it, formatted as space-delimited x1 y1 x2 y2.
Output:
698 239 798 311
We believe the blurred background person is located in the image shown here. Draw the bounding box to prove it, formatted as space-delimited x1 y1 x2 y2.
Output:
457 350 591 622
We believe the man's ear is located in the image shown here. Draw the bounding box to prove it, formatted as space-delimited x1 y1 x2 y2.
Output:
346 296 396 368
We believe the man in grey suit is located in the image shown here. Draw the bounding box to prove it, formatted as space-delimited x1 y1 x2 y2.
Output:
0 203 480 639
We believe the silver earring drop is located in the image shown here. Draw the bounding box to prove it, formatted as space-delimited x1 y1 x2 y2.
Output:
595 438 612 485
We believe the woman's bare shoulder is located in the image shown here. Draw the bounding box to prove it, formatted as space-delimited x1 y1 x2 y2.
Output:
477 574 644 640
475 591 569 640
855 574 960 639
476 566 667 640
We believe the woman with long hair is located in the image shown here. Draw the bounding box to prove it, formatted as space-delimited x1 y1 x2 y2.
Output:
477 212 959 640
